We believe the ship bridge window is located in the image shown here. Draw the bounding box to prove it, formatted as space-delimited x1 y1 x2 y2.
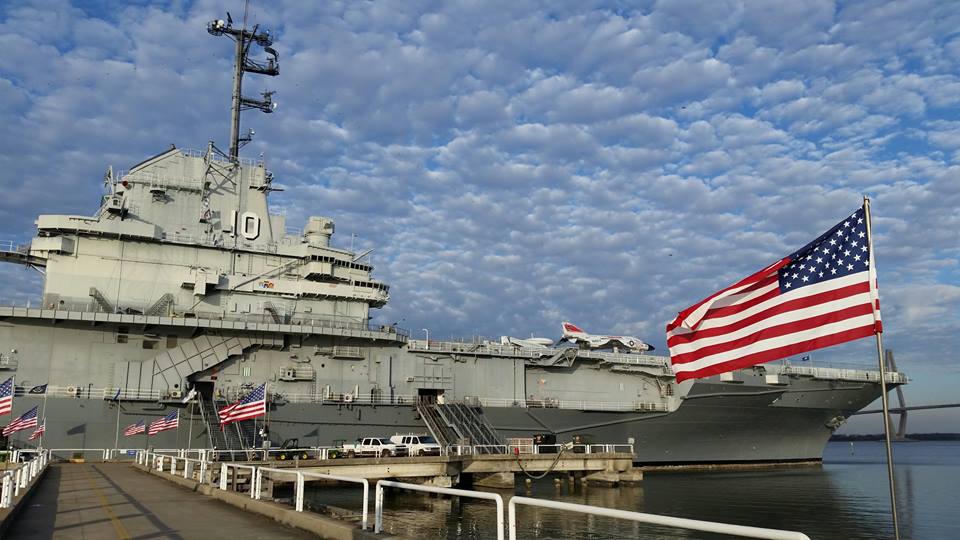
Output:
117 335 128 344
143 340 158 350
167 335 178 348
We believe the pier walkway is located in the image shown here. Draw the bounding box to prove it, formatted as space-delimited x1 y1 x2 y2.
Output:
7 462 315 539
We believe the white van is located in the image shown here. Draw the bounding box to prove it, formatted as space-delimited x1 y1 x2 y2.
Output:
390 434 442 456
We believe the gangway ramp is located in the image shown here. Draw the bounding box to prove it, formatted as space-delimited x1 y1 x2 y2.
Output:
7 462 315 539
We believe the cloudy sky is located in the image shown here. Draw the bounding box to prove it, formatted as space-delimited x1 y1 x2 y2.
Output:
0 0 957 432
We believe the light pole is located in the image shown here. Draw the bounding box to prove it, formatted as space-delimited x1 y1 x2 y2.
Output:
422 328 429 343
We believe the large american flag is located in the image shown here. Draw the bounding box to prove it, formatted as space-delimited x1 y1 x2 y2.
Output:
123 420 146 436
148 410 179 435
219 383 266 426
667 206 881 383
0 377 12 416
28 423 45 441
3 406 39 436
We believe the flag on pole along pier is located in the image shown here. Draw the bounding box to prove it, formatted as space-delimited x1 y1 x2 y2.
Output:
28 423 45 441
124 420 146 436
148 411 179 435
220 383 266 426
667 206 882 383
3 406 39 435
28 384 47 394
217 402 237 428
0 377 12 416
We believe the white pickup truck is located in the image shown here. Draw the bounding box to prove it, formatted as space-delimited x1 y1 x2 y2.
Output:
390 434 442 456
341 437 406 458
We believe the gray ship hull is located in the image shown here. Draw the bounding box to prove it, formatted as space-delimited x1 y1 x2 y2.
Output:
10 375 883 465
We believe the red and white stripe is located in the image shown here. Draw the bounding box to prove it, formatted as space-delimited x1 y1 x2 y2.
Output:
148 413 179 435
0 395 11 417
28 423 45 441
123 421 145 436
221 399 265 424
667 264 881 383
217 402 238 424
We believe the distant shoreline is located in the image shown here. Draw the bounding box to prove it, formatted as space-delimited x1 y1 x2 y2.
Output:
831 433 960 441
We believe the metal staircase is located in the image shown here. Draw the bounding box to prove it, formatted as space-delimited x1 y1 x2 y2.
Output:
416 399 504 453
145 293 175 316
88 287 115 313
438 403 504 452
200 396 247 460
416 400 460 447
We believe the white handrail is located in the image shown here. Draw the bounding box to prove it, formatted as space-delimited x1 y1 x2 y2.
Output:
507 496 810 540
0 449 49 508
255 467 370 530
375 480 504 540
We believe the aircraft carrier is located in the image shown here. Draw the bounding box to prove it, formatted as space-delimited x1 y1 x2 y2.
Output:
0 17 906 465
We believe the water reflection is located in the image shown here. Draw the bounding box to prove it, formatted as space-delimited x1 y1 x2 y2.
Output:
304 441 959 539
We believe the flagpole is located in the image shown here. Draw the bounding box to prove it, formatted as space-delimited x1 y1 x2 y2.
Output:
864 196 900 540
114 401 121 451
39 388 48 448
187 395 195 450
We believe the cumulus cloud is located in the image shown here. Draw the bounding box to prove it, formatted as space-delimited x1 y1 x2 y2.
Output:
0 0 958 405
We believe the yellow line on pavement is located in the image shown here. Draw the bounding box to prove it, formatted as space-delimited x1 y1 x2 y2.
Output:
80 465 132 540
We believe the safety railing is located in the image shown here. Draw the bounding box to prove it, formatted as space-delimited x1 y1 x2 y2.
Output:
1 450 49 509
375 480 504 540
17 448 136 462
0 302 409 339
506 496 810 540
219 462 258 496
444 443 635 456
255 467 370 529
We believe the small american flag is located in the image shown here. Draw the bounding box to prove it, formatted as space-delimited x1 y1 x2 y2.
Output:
3 406 39 436
123 420 146 436
667 206 881 382
28 423 45 441
148 411 179 435
220 383 266 426
0 377 12 416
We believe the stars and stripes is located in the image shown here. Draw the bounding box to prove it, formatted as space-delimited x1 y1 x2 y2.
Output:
219 383 266 426
123 420 146 436
3 406 39 436
28 423 45 441
0 377 12 416
148 411 179 435
667 205 882 383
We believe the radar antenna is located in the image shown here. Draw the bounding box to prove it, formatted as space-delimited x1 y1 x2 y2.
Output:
207 2 279 161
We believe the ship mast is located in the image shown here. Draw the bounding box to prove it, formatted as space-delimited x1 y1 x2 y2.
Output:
207 5 279 161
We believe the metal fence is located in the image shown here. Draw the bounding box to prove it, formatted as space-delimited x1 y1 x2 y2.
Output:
1 450 49 509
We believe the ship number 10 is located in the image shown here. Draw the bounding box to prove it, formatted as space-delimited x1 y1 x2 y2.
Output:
229 210 261 241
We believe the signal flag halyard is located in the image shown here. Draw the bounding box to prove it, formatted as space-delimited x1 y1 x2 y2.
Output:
3 406 39 436
667 206 882 383
148 411 179 435
0 377 12 416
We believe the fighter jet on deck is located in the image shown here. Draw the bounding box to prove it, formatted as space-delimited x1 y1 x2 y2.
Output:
560 321 655 352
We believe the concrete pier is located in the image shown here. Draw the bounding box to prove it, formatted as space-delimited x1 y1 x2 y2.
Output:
5 463 323 539
265 451 642 490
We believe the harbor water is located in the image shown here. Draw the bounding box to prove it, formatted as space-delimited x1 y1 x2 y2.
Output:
306 441 959 539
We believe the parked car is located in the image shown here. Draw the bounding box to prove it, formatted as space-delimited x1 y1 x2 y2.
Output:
390 434 442 456
341 437 406 458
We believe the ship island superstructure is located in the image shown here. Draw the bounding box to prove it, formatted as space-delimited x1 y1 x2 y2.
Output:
0 16 907 465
